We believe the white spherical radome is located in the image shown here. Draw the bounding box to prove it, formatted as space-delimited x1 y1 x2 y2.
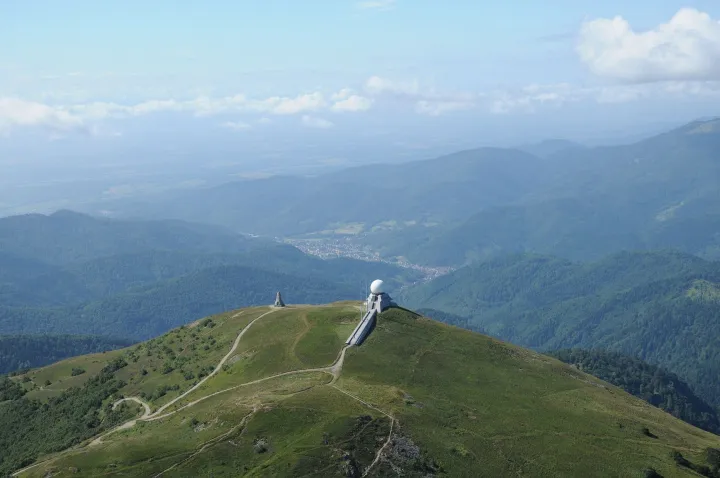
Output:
370 279 384 295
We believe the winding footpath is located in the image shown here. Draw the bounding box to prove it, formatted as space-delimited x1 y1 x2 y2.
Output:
13 306 395 477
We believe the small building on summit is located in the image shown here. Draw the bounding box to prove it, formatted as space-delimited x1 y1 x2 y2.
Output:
346 279 395 347
366 279 394 313
274 291 286 308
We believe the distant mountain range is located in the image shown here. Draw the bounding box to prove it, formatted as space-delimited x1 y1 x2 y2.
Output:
517 138 585 158
86 148 557 237
82 118 720 269
404 119 720 265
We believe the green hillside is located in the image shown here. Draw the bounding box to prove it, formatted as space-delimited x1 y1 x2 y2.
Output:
3 304 720 477
400 251 720 408
0 335 132 374
548 349 720 435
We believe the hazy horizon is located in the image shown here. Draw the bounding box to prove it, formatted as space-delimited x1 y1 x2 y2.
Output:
4 1 720 216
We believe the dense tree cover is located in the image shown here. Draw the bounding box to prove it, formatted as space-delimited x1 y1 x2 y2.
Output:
402 250 720 407
0 245 419 308
548 349 720 435
0 211 418 347
0 265 360 340
0 335 132 374
0 376 25 401
0 361 136 476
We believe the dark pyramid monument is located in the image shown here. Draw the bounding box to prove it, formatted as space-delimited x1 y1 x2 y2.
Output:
274 291 285 308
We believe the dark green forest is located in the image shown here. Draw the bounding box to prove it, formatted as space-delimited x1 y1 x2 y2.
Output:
0 213 419 309
0 335 132 374
0 265 361 340
548 349 720 435
0 358 136 477
402 250 720 408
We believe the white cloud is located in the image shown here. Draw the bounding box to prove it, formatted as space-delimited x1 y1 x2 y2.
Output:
331 95 373 112
365 76 479 115
0 97 84 131
578 8 720 82
415 100 474 116
301 115 334 129
0 91 332 135
65 92 327 120
7 73 720 136
356 0 395 11
331 88 354 101
221 121 251 131
261 92 326 115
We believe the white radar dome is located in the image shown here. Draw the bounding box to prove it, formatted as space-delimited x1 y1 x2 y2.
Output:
370 279 385 295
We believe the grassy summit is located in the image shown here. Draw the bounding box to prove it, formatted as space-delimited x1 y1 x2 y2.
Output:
5 304 720 477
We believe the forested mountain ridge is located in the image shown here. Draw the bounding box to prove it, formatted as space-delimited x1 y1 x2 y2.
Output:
403 119 720 266
0 210 260 265
548 348 720 435
401 250 720 408
0 243 420 308
0 265 361 340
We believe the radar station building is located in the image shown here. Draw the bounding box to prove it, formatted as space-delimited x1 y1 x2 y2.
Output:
346 279 394 346
366 279 393 313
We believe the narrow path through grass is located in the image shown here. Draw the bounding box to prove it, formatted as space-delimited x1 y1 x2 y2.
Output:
14 306 395 477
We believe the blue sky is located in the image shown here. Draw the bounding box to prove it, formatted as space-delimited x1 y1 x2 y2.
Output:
3 1 720 152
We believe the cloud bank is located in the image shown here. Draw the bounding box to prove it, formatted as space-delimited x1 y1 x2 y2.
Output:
3 75 720 135
578 8 720 82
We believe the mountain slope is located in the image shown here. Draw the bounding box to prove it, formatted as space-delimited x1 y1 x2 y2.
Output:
4 304 720 477
548 349 720 435
401 251 720 408
518 138 585 158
